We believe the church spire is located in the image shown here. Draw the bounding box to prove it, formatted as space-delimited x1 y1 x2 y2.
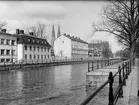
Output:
57 22 61 38
51 23 55 46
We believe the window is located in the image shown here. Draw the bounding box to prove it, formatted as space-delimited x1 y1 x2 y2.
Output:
62 41 64 43
24 45 27 50
47 48 49 52
6 50 10 55
1 59 5 62
25 54 27 60
1 49 5 55
1 39 5 44
34 55 36 59
41 55 43 59
41 47 43 51
48 55 49 59
44 55 46 59
30 46 32 51
44 47 46 52
6 39 10 45
11 50 15 56
38 55 39 59
11 40 15 45
30 54 32 59
38 47 39 51
33 39 35 43
34 46 36 51
6 59 10 62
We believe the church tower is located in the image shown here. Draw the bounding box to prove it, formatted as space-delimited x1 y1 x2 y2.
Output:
51 23 55 47
57 23 61 38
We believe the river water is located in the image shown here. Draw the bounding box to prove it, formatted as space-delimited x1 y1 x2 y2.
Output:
0 63 93 105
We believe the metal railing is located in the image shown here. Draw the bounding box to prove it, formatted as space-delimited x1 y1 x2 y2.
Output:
80 59 131 105
87 58 122 72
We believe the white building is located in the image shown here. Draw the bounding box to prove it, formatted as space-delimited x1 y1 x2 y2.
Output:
54 34 88 59
0 29 17 63
16 29 51 62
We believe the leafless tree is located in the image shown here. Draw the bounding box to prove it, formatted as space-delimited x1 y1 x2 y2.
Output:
92 0 139 60
0 21 7 31
27 22 48 39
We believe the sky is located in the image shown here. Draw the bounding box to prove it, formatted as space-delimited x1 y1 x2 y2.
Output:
0 1 123 53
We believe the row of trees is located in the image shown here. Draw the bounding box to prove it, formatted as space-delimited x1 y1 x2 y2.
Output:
115 48 130 58
93 0 139 61
0 21 48 39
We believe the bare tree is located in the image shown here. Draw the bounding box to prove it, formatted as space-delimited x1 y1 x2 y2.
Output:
0 21 7 31
27 22 48 38
92 0 139 60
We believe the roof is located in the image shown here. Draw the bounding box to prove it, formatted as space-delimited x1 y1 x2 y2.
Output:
88 42 109 48
17 34 51 47
0 32 17 37
63 34 88 44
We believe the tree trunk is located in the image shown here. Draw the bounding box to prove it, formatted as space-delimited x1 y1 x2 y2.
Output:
130 43 136 65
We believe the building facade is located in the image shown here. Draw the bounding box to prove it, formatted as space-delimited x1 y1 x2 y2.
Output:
88 41 112 58
54 34 88 59
0 29 17 63
16 29 51 62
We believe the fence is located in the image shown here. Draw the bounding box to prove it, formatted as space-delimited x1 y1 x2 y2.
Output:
0 58 122 71
87 58 122 72
80 59 131 105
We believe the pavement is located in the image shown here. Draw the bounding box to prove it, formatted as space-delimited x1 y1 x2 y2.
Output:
86 60 139 105
117 59 139 105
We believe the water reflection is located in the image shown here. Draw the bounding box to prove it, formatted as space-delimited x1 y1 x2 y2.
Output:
0 63 88 105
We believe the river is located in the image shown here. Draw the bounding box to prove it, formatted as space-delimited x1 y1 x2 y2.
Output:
0 63 95 105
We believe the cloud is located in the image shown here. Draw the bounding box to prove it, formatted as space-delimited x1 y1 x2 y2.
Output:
0 1 66 20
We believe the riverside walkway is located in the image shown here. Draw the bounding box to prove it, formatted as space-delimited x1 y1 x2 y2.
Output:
117 59 138 105
81 59 138 105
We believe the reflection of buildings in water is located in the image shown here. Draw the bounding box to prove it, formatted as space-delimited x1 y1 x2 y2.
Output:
16 71 23 94
86 74 108 96
54 65 72 91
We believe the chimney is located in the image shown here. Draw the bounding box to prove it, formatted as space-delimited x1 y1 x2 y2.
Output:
29 32 34 36
20 30 24 34
3 29 6 33
16 29 20 34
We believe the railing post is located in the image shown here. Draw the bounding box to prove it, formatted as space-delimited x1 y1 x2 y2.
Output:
108 59 109 65
97 60 99 69
118 66 123 97
122 63 126 86
88 62 90 72
92 61 94 71
108 72 114 105
101 59 103 68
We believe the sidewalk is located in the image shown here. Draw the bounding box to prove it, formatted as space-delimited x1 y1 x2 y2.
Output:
117 59 139 105
86 60 138 105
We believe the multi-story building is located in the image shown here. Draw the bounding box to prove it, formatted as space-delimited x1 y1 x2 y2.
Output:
16 29 51 62
88 40 112 58
0 29 17 63
54 33 88 59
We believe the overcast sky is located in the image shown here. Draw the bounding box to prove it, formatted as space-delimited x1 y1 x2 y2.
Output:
0 1 123 53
